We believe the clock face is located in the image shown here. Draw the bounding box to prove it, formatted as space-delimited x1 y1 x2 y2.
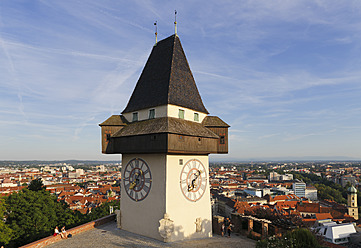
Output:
180 159 207 202
123 158 152 202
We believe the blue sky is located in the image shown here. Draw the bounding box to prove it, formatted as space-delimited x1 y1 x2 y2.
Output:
1 1 361 161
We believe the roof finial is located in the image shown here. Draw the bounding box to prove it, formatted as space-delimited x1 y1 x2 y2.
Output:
154 21 158 45
174 10 177 35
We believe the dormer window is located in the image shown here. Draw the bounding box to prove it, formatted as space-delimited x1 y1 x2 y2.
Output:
178 109 185 119
132 112 138 122
194 113 199 122
149 109 155 119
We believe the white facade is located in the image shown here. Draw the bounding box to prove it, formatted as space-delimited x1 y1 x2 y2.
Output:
269 172 293 181
292 182 306 198
305 187 318 201
121 154 212 242
244 187 263 198
314 220 356 244
123 104 207 124
269 172 280 181
1 181 17 187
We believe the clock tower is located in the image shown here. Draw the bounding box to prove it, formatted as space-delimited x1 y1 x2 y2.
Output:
99 34 229 242
348 185 358 220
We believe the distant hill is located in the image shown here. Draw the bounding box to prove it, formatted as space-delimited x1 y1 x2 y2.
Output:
0 160 120 166
210 155 361 162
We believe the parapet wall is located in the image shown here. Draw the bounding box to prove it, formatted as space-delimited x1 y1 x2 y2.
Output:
20 214 116 248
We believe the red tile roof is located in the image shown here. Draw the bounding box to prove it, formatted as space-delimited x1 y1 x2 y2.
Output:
315 213 333 220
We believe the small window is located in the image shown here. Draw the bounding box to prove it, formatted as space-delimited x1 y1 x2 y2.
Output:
179 159 183 165
132 112 138 122
178 109 184 119
220 136 225 144
194 113 199 122
106 133 111 141
149 109 155 119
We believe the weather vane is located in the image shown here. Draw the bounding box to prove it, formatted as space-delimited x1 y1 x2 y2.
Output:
154 21 158 45
174 10 177 35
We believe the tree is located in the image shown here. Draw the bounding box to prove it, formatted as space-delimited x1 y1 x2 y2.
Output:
0 197 13 246
5 189 77 247
314 183 346 204
87 200 119 221
28 178 46 191
292 172 348 204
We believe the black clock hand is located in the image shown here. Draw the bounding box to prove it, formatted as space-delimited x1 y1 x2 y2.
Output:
188 170 201 191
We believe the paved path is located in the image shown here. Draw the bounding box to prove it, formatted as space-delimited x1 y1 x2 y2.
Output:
47 222 256 248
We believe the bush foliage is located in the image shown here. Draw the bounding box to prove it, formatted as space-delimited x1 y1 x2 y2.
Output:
256 228 321 248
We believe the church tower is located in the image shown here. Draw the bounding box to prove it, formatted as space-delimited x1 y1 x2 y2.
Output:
348 185 358 220
99 34 229 242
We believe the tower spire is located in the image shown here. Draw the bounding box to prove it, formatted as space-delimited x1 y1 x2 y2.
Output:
154 21 158 45
174 10 177 35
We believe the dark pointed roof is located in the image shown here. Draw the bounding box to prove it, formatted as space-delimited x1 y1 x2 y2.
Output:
122 35 208 114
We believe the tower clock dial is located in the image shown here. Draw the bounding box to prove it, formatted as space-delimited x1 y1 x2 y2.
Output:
123 158 152 202
180 159 207 202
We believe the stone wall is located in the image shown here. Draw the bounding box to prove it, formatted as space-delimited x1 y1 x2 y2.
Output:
20 214 116 248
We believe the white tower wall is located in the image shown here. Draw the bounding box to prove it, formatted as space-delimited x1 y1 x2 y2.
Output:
166 155 212 241
120 154 212 242
121 154 166 240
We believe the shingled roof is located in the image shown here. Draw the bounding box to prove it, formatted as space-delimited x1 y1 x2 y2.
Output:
99 115 128 126
122 34 208 114
202 116 230 127
112 117 218 138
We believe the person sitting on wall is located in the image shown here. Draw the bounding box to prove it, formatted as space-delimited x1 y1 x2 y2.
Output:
54 226 60 236
61 226 68 239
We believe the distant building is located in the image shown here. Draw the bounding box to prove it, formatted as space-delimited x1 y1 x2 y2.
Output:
269 172 293 181
67 169 83 179
305 186 318 201
292 182 306 198
1 178 17 187
244 187 263 198
247 174 268 183
96 165 106 172
347 185 358 220
341 175 356 187
271 186 293 195
76 169 84 177
269 172 279 181
281 174 293 181
313 219 356 245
